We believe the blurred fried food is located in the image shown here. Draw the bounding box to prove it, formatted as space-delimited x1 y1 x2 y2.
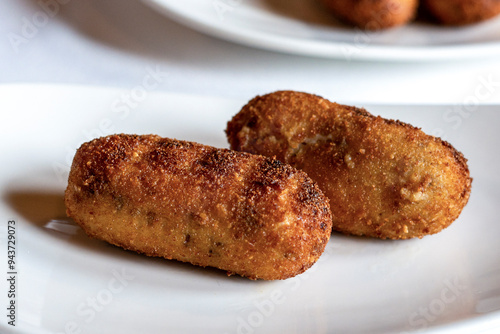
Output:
321 0 418 29
320 0 500 29
422 0 500 25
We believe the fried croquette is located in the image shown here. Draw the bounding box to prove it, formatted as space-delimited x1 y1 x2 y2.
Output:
321 0 418 29
226 91 472 240
65 134 332 280
422 0 500 25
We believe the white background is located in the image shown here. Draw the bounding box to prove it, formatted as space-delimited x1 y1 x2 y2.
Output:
1 0 500 105
1 0 499 333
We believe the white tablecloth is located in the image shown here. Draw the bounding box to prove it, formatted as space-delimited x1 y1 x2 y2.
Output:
2 0 500 105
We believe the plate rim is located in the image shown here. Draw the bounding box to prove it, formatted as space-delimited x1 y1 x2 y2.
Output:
139 0 500 62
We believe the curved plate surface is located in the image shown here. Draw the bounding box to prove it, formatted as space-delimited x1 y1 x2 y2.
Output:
1 84 500 333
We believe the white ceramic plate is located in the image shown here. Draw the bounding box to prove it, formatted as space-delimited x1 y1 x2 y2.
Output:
1 85 500 334
140 0 500 61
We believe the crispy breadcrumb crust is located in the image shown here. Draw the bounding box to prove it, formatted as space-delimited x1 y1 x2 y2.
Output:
65 134 332 280
226 91 472 240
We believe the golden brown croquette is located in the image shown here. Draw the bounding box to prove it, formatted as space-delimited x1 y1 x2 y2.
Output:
226 91 472 240
65 134 332 280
